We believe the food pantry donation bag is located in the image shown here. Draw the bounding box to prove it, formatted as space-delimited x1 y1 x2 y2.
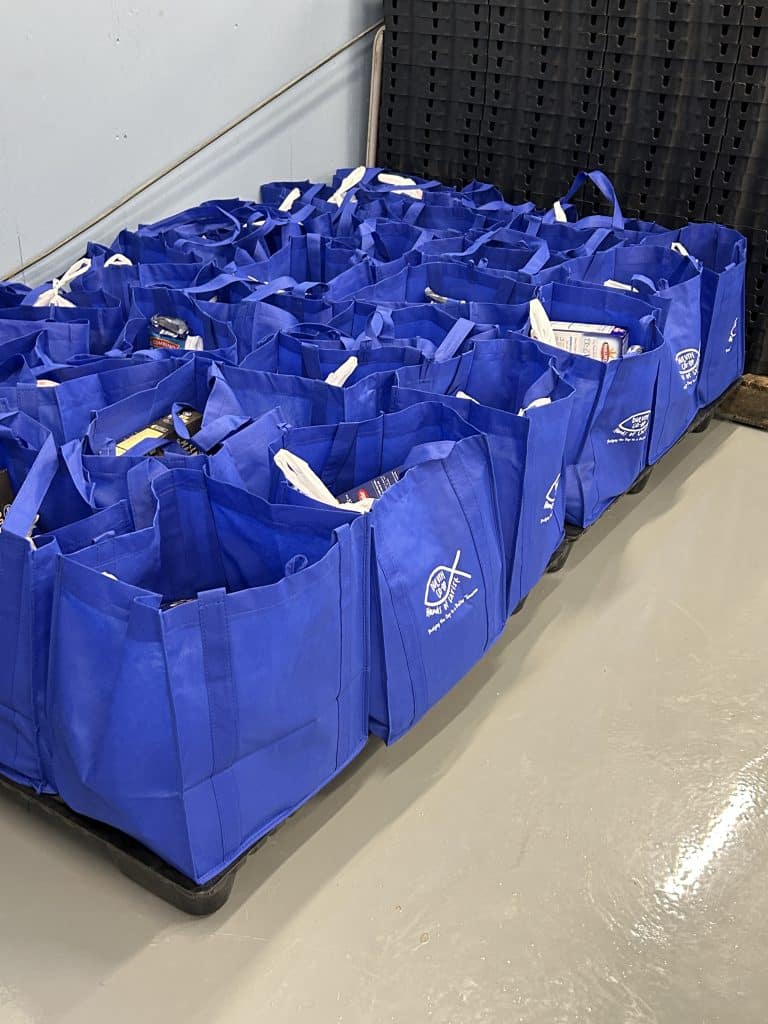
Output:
558 245 703 461
391 337 574 613
271 403 507 742
0 424 134 790
48 470 370 883
532 283 664 528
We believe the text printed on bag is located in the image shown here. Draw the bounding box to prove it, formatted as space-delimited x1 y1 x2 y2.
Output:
425 550 478 635
676 348 700 389
608 411 651 444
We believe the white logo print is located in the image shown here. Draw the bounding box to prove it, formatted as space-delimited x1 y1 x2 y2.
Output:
540 473 560 524
425 550 478 635
675 348 700 389
726 317 738 354
608 410 651 444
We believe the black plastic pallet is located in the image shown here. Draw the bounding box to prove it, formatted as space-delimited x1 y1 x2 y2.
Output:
0 772 251 915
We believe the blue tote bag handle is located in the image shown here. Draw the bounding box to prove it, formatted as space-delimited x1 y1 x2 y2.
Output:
519 240 552 276
318 420 369 488
548 171 625 229
403 201 427 226
356 221 377 256
125 458 173 528
2 433 59 540
582 228 614 255
629 274 663 298
246 277 301 301
169 402 250 452
195 587 240 799
433 318 476 363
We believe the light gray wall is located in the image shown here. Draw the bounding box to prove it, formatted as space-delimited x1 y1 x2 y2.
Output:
0 0 381 284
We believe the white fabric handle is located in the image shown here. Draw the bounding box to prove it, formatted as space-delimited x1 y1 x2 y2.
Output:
32 253 132 308
324 355 358 387
518 397 552 416
33 257 91 307
377 172 423 200
278 188 302 212
273 449 373 513
455 390 480 404
553 199 568 223
328 166 367 206
529 298 557 347
603 278 636 292
104 253 133 267
671 241 691 258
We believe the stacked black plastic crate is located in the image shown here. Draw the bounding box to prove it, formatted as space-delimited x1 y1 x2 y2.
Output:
714 6 768 372
378 1 768 368
592 1 740 227
378 0 491 186
480 1 608 211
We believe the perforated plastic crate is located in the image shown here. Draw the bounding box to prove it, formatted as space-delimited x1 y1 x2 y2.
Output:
384 63 487 103
486 43 606 79
384 31 489 70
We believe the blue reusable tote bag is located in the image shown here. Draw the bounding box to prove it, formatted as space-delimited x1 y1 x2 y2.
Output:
640 225 747 407
534 283 665 528
48 469 370 883
207 408 289 498
560 246 704 460
1 356 184 444
84 357 245 457
61 438 206 526
362 305 482 357
391 338 574 613
349 262 536 307
0 304 124 357
240 334 421 413
273 402 507 743
116 288 238 363
197 297 299 360
211 360 383 426
0 322 94 368
0 427 134 790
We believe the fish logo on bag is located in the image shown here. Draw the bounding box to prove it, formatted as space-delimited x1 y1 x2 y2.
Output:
726 318 739 354
425 550 478 634
609 410 651 443
675 348 700 389
540 474 560 524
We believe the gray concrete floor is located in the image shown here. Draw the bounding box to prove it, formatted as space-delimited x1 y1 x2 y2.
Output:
1 420 766 1024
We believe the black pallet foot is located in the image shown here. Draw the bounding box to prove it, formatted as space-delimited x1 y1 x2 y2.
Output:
628 465 654 495
691 410 714 434
0 773 244 915
565 523 585 542
545 537 573 573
